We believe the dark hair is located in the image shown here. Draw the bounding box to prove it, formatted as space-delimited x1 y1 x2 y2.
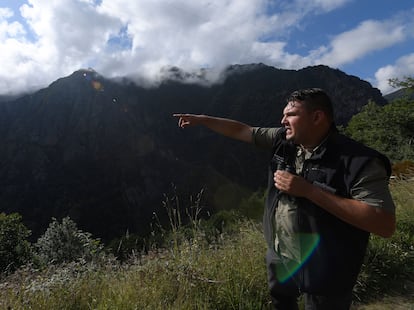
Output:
287 88 334 121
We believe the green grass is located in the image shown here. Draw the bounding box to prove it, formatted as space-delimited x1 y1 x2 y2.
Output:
353 175 414 308
0 221 270 310
1 177 413 309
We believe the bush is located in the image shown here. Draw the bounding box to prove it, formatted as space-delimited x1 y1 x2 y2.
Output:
239 188 267 220
345 99 414 162
35 217 103 265
0 213 32 274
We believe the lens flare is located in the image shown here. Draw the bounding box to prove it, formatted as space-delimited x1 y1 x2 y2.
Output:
83 71 104 91
276 233 320 283
91 80 104 91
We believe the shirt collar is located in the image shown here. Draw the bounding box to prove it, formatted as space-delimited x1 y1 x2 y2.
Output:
298 125 338 160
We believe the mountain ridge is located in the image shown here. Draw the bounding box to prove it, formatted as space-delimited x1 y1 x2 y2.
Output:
0 64 387 241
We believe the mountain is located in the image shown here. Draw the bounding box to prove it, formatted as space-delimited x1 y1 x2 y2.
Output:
384 87 414 102
0 64 386 241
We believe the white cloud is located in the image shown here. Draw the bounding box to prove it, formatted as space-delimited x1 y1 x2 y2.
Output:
0 7 13 19
0 0 412 96
2 0 304 94
0 0 122 95
293 0 352 13
374 53 414 95
312 0 351 11
20 0 121 67
0 7 26 40
0 0 272 93
96 0 285 78
316 19 406 67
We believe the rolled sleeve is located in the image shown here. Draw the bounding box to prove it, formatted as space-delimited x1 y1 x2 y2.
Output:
351 158 395 213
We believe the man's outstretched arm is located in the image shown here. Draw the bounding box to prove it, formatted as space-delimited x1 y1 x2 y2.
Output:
173 114 253 143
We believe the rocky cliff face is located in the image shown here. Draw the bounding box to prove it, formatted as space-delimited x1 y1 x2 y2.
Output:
0 64 386 240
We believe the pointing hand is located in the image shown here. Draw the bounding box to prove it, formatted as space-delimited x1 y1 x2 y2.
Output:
173 114 202 128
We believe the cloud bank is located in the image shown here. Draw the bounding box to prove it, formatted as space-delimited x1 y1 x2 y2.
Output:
0 0 413 95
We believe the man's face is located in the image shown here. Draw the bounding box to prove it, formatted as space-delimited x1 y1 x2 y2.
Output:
281 100 314 145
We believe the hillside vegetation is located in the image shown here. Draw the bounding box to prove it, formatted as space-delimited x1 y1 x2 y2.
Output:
0 64 387 241
0 77 413 309
0 175 413 309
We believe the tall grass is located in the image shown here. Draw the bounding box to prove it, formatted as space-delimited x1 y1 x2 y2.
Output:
354 175 414 303
0 222 269 309
1 177 413 309
0 191 270 310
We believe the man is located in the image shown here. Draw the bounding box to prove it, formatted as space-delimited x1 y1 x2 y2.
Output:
173 88 395 309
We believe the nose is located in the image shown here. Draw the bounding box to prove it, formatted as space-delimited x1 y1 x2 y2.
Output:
281 115 287 126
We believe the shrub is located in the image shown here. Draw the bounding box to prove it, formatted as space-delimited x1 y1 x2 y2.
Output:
35 217 103 265
239 188 267 220
345 99 414 162
0 213 32 274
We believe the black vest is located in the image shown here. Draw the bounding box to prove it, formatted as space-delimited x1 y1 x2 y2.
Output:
264 127 391 294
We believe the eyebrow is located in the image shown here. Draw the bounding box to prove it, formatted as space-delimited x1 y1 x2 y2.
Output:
283 110 301 119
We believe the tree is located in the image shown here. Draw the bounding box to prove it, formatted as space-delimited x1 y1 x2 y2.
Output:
345 101 388 154
0 213 32 273
389 76 414 91
345 99 414 162
345 76 414 162
35 217 103 265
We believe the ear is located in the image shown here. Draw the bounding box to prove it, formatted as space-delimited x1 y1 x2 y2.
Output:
312 110 325 124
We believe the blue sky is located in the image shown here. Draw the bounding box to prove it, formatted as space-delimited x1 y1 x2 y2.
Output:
0 0 413 96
